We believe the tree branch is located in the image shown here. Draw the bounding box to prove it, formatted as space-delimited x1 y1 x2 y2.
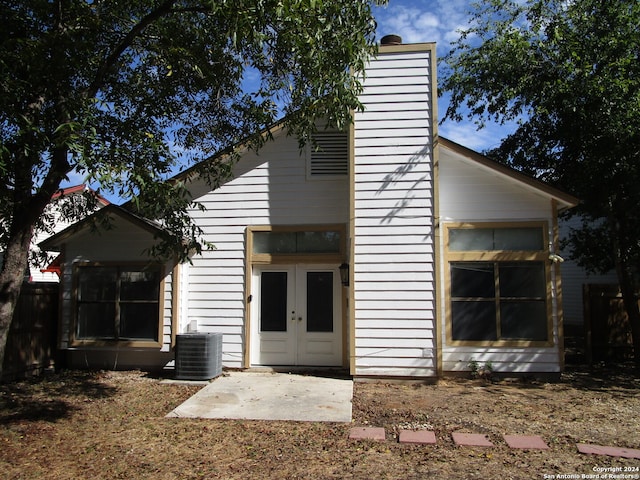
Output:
86 0 179 98
27 145 71 225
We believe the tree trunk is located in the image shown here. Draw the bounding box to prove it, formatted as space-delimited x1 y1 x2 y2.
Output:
0 221 34 378
1 136 71 378
611 215 640 365
617 264 640 366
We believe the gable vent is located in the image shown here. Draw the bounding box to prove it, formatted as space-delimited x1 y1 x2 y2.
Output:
309 131 348 177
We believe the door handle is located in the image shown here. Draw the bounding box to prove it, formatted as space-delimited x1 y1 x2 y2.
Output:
297 316 302 322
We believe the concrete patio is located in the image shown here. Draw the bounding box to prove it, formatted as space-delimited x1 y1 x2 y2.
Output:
166 371 353 422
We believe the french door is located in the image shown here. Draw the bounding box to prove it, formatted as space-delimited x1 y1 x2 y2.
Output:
251 265 342 366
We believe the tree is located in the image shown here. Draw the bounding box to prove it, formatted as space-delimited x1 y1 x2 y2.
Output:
0 0 384 376
440 0 640 364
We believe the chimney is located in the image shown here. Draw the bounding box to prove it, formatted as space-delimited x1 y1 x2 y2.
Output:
380 34 402 46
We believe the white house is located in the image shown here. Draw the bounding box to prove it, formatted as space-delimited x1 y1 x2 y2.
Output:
40 40 578 378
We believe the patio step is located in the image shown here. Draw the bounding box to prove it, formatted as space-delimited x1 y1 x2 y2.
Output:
349 427 638 458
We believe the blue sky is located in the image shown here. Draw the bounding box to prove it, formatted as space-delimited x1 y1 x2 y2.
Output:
63 1 516 196
373 0 516 152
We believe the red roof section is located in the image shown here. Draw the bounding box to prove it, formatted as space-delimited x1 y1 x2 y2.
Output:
52 184 110 205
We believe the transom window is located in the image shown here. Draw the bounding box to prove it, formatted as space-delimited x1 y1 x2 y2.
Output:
449 227 544 251
75 265 162 343
252 230 341 255
446 223 551 345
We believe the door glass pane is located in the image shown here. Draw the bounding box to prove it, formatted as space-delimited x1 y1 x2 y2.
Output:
451 300 497 341
306 272 334 332
260 272 288 332
501 301 548 340
451 263 495 298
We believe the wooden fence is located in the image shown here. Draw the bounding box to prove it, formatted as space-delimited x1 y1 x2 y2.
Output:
2 283 59 382
583 284 636 364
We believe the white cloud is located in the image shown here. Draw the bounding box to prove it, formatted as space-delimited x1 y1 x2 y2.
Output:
439 121 499 152
374 0 519 152
439 110 522 154
374 0 473 53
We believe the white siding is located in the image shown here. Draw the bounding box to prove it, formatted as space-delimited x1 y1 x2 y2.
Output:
442 348 561 373
439 149 551 222
352 47 437 377
439 146 563 373
184 130 348 368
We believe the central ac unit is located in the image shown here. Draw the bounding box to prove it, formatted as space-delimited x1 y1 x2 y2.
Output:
175 332 223 380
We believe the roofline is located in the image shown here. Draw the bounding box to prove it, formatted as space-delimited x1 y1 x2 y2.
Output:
171 118 289 183
159 41 437 186
52 184 110 206
438 136 579 209
52 184 86 197
137 45 437 190
39 204 170 251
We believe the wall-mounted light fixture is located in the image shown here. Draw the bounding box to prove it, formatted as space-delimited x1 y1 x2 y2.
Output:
339 263 349 287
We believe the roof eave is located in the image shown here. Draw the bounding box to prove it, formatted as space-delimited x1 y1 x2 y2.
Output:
38 204 171 251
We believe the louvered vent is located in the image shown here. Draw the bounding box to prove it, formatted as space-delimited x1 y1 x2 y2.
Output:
309 131 348 177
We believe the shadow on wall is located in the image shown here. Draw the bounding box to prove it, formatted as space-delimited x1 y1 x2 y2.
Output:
376 143 433 231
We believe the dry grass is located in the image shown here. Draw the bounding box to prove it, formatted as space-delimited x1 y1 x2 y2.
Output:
1 366 639 479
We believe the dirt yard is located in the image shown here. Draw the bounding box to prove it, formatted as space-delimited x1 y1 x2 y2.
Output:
1 365 639 479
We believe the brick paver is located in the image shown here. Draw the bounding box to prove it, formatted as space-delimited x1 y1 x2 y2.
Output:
503 435 549 450
398 430 437 445
451 432 494 447
349 427 386 441
349 427 636 460
577 443 640 459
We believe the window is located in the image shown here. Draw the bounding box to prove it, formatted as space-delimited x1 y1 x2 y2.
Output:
75 265 162 344
253 230 341 255
451 262 548 341
449 227 544 251
446 224 551 345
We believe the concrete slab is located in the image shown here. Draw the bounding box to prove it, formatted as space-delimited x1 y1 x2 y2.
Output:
398 430 437 445
503 435 549 450
349 427 386 441
577 443 640 459
452 432 494 447
166 371 353 422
